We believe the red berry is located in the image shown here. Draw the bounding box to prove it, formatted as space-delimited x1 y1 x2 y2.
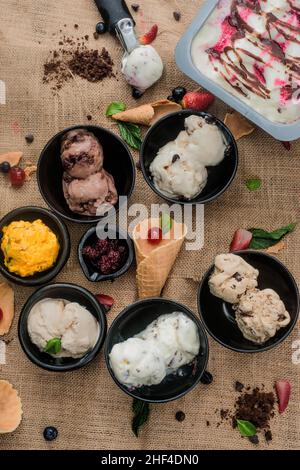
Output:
0 307 3 322
181 91 215 111
140 24 158 45
147 227 163 244
9 167 25 187
95 294 115 312
275 380 291 414
281 141 291 151
230 229 252 252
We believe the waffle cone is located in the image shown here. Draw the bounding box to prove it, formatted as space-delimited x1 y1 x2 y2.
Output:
133 219 187 299
0 281 14 335
0 380 22 433
112 100 181 127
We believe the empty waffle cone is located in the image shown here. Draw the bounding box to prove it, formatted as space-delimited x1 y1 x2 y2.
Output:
132 218 187 299
0 281 14 335
112 100 181 126
0 380 22 433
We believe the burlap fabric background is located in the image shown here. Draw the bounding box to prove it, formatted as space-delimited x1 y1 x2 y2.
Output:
0 0 299 450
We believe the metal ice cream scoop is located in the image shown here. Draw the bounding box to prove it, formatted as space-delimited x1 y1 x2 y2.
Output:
94 0 163 93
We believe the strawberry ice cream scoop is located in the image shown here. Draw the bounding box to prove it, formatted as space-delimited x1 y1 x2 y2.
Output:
122 45 163 91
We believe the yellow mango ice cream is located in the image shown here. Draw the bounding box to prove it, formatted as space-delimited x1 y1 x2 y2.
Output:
1 219 60 277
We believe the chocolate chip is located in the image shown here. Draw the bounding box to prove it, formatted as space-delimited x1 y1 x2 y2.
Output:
175 411 185 422
131 3 140 12
25 133 34 144
248 435 259 445
172 154 180 164
233 272 243 282
235 381 244 392
173 11 181 21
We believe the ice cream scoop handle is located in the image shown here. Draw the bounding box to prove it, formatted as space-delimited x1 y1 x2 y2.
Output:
94 0 135 34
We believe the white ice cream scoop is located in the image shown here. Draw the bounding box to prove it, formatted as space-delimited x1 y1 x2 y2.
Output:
94 0 163 93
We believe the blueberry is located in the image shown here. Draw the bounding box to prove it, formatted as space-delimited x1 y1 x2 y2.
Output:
95 22 107 35
43 426 58 441
0 161 11 173
200 371 213 385
172 86 187 102
132 87 143 99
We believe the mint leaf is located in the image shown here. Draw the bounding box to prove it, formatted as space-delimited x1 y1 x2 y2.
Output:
44 337 62 355
118 122 142 150
249 223 296 249
132 399 150 437
106 101 126 117
246 178 261 191
160 213 173 234
237 419 257 437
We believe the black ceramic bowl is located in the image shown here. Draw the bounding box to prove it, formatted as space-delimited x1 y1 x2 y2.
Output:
18 283 107 371
198 251 300 353
105 298 209 403
78 225 135 282
37 125 136 224
140 110 238 204
0 206 70 287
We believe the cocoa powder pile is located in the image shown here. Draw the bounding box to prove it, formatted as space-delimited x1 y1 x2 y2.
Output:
43 31 115 92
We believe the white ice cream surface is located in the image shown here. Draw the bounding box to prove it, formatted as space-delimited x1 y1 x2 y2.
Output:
234 288 291 344
149 115 227 200
191 0 300 124
122 45 163 91
28 298 100 358
209 254 259 304
109 312 200 388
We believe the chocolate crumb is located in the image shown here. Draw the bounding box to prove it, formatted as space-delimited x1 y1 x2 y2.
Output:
85 35 89 41
93 32 99 40
135 161 141 170
86 115 92 121
248 435 259 445
206 420 210 427
175 411 185 422
74 24 78 29
173 11 181 21
131 3 140 12
235 381 244 392
25 133 34 144
265 430 273 443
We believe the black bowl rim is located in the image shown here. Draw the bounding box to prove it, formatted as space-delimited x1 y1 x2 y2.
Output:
197 250 300 353
77 224 135 282
18 282 107 371
0 206 71 286
140 110 239 205
104 297 209 403
37 124 136 224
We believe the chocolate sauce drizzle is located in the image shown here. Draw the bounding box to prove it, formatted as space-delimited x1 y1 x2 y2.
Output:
206 0 300 105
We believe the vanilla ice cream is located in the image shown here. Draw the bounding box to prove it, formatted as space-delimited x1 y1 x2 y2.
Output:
150 115 227 199
191 0 300 124
209 254 259 304
28 298 100 358
122 45 163 91
234 288 291 344
109 312 200 388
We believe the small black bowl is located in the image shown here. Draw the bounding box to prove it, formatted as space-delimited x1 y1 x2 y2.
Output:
37 125 136 224
198 250 300 353
0 206 70 287
105 298 209 403
140 110 238 204
18 283 107 371
78 224 135 282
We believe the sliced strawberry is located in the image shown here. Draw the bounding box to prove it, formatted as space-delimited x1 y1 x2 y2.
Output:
140 24 158 45
230 229 252 252
281 141 291 151
275 380 291 413
181 91 215 111
95 294 115 313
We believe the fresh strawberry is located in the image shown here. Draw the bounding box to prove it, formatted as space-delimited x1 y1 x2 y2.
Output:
275 380 291 414
181 91 215 111
281 141 291 151
140 24 158 45
0 307 3 322
95 294 115 313
230 229 252 252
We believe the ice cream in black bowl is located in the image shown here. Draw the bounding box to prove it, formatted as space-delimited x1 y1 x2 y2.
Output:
0 206 70 287
198 251 299 353
105 298 209 403
18 283 107 372
37 125 136 224
140 110 238 205
78 225 135 282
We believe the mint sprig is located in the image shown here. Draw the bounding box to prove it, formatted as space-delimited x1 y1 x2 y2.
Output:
237 419 257 437
44 337 62 355
106 101 126 117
